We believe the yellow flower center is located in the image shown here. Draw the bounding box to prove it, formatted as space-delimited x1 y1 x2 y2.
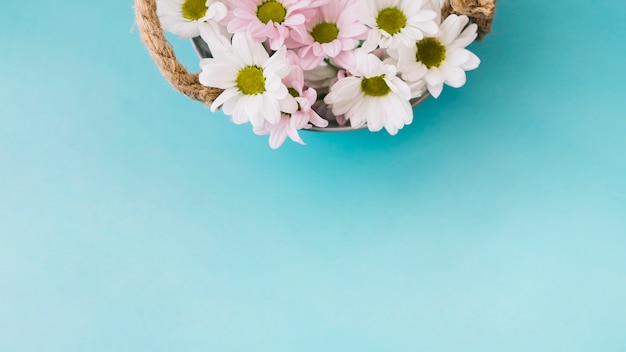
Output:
311 22 339 44
376 7 406 35
257 0 287 24
415 38 447 69
182 0 208 21
236 66 266 95
361 75 391 97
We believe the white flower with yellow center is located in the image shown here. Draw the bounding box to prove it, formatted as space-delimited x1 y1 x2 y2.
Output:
361 0 438 51
199 33 297 127
396 14 480 98
157 0 227 39
324 51 413 135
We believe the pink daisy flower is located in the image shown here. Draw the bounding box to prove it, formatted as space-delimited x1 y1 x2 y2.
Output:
253 113 305 149
226 0 323 51
254 52 329 148
282 52 328 129
289 0 367 71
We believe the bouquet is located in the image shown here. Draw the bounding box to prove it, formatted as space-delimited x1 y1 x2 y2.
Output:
153 0 493 148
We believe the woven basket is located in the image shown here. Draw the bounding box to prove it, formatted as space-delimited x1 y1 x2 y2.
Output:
134 0 497 131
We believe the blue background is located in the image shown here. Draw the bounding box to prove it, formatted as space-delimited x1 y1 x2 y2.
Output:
1 1 625 351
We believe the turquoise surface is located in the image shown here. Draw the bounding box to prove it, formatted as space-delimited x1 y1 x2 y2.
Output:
1 1 626 351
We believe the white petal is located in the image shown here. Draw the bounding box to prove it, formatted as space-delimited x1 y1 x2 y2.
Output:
386 76 412 101
279 95 298 114
441 65 466 88
445 49 470 66
199 62 238 89
264 48 291 78
210 87 240 112
258 94 282 125
362 29 381 52
427 82 443 98
232 33 269 66
439 15 469 46
450 23 478 49
460 51 481 71
365 98 386 132
425 69 445 86
198 22 232 59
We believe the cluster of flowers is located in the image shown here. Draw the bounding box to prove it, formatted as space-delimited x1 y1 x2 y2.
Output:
158 0 480 148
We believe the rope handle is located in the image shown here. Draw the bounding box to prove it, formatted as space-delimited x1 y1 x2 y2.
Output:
134 0 497 106
443 0 497 40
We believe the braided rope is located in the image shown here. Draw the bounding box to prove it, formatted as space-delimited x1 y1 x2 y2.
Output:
134 0 497 105
134 0 222 105
443 0 497 40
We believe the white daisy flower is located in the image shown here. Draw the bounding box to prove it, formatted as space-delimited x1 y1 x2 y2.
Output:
199 33 298 127
396 14 480 98
360 0 439 51
157 0 227 39
324 51 413 135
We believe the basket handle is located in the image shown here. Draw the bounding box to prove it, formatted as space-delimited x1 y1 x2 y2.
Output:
134 0 222 105
443 0 497 40
134 0 497 105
